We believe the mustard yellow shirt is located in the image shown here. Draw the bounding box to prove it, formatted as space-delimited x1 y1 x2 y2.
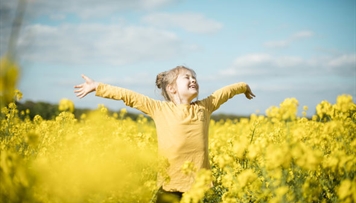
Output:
95 82 247 192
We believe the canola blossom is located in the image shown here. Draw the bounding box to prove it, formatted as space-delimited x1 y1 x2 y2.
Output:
0 55 19 107
0 92 355 203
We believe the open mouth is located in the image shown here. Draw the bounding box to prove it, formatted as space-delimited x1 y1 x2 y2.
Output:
189 85 197 90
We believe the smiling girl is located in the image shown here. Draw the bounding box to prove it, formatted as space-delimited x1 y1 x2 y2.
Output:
74 65 255 202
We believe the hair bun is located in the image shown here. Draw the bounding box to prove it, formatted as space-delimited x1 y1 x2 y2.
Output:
155 72 166 89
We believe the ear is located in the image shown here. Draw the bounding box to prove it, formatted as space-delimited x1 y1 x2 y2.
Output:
166 84 176 94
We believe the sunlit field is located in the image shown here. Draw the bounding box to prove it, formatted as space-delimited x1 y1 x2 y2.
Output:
1 0 355 201
1 91 355 203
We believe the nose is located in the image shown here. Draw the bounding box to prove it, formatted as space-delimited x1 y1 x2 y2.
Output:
191 78 196 83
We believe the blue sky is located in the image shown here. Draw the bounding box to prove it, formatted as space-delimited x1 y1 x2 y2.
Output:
1 0 355 117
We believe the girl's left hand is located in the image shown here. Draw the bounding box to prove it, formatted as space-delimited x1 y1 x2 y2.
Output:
245 85 256 100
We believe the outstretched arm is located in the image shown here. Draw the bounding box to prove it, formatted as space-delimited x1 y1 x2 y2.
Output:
203 82 256 113
74 74 99 98
75 76 158 116
244 84 256 100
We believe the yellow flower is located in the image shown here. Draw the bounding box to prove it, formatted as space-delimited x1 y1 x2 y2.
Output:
247 143 262 160
181 161 197 175
334 94 354 113
58 98 75 113
275 186 289 198
265 98 299 121
181 169 212 203
14 89 23 101
0 55 19 105
232 137 249 159
119 108 127 118
303 106 308 111
265 143 291 169
338 179 352 200
316 100 333 120
25 132 40 147
237 169 257 188
292 143 322 170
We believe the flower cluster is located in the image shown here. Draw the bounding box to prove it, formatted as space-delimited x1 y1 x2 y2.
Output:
1 93 355 202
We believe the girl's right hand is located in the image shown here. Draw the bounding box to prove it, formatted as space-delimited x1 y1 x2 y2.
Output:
74 74 99 98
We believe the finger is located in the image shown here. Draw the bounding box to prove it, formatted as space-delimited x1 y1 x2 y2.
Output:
76 92 85 98
247 90 255 97
79 92 88 99
246 93 254 100
81 74 91 82
74 88 82 93
74 84 83 88
75 89 83 96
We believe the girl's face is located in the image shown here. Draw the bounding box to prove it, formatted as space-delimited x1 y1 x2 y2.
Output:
175 69 199 102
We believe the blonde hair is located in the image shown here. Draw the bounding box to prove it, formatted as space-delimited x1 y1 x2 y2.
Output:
156 65 196 101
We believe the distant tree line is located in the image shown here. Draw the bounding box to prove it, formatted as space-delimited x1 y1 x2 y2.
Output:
16 101 61 120
15 100 140 121
15 100 246 121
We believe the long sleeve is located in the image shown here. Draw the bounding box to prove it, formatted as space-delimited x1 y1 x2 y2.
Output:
202 82 247 113
95 83 159 116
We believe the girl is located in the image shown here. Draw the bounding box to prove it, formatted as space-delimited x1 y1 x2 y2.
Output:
74 66 255 202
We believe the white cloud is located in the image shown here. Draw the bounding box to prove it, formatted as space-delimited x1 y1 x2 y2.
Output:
328 53 356 67
24 0 179 19
263 40 289 48
292 30 314 39
0 0 181 41
219 54 273 77
142 12 223 34
274 56 304 67
50 14 66 20
326 53 356 76
101 72 153 86
264 30 314 49
17 23 194 66
1 0 206 64
218 53 355 78
140 0 179 10
233 54 272 67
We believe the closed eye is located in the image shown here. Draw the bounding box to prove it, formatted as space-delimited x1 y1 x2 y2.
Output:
182 74 197 80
